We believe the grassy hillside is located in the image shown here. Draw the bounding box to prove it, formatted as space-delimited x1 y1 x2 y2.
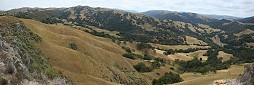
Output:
22 19 139 84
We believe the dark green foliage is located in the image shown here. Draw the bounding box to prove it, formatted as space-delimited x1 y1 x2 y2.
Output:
175 49 230 74
137 42 152 50
152 72 183 85
1 78 8 85
6 63 15 74
151 57 168 69
68 42 77 50
155 58 168 64
85 29 116 39
170 67 175 70
41 18 62 24
143 54 154 60
151 61 161 69
133 62 152 72
122 53 143 59
122 46 132 53
164 49 175 55
164 48 207 55
122 53 135 59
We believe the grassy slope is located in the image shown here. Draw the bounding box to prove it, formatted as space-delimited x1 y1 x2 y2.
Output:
21 19 148 84
185 36 207 45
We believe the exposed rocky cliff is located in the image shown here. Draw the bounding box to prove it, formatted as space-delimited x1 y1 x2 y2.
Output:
212 64 254 85
236 64 254 85
0 16 69 85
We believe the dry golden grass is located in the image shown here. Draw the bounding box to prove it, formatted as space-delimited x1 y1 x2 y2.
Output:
197 23 220 33
174 65 245 85
0 16 20 27
87 26 120 37
185 36 207 45
234 29 254 36
154 49 208 61
246 43 254 47
218 51 233 61
21 19 148 84
211 35 225 46
142 23 156 31
168 50 208 61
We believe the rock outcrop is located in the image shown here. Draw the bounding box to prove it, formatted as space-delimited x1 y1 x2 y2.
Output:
212 64 254 85
236 64 254 85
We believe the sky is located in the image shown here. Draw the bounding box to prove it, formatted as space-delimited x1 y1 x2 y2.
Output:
0 0 253 17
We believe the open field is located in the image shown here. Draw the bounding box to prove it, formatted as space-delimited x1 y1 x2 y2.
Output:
218 51 233 61
151 44 209 50
174 65 246 85
234 29 254 36
155 49 208 61
185 36 207 45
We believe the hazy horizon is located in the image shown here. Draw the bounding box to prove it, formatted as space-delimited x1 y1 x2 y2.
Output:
1 0 253 17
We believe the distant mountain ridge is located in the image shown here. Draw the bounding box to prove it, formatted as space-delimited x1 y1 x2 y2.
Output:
202 14 241 20
237 16 254 23
142 10 243 20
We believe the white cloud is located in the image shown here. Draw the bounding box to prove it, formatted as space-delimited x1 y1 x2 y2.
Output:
0 0 253 17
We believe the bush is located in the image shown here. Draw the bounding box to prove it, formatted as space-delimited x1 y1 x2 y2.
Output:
152 72 183 85
133 62 152 72
155 58 168 64
151 61 161 69
1 78 8 85
137 42 152 50
143 54 154 60
122 53 143 59
122 53 135 59
164 49 175 55
68 42 77 50
122 46 132 53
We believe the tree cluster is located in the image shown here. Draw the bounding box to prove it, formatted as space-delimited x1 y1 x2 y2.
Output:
164 48 207 55
175 49 230 74
152 72 183 85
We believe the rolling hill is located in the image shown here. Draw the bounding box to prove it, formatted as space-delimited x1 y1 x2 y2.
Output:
0 6 254 85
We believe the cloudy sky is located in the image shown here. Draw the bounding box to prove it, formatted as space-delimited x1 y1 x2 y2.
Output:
0 0 253 17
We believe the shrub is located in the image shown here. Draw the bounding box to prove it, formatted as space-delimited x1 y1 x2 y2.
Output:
152 72 183 85
170 67 175 70
122 53 135 59
7 63 15 74
143 54 154 60
133 62 152 72
137 42 152 50
155 58 168 64
122 53 143 59
68 42 77 50
1 78 8 85
122 46 132 53
164 49 175 55
151 61 161 69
